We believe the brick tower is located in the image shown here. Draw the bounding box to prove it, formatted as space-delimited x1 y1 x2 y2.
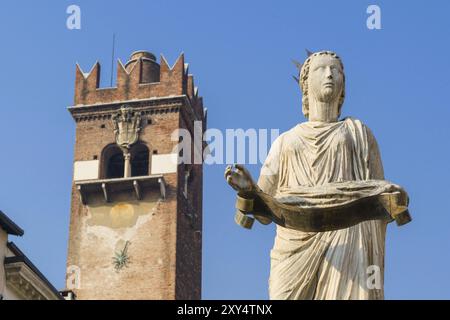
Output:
65 51 205 300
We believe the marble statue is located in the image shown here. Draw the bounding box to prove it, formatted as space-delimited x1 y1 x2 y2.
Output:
224 50 411 300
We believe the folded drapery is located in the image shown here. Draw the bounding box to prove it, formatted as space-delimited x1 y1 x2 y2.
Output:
229 117 412 299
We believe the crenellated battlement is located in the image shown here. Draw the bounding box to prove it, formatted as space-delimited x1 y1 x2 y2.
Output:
74 52 203 115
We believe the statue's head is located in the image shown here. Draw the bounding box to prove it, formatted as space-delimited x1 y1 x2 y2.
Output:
299 51 345 120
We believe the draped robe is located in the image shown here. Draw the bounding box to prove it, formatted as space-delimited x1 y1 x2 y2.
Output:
257 117 387 300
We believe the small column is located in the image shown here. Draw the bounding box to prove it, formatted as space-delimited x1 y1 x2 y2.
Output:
124 151 131 178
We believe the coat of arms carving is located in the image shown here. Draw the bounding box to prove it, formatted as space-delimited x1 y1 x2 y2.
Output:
112 105 142 150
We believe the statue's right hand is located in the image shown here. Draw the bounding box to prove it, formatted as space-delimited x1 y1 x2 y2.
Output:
224 164 255 192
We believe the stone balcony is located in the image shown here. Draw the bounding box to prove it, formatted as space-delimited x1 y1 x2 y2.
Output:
75 175 166 205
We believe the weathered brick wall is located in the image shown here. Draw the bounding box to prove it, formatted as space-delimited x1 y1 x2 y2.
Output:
67 108 180 300
174 114 204 300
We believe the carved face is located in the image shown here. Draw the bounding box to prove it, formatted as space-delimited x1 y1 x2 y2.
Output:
308 55 344 104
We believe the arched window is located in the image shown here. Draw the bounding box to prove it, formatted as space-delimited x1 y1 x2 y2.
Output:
102 144 124 179
131 143 149 177
101 143 149 179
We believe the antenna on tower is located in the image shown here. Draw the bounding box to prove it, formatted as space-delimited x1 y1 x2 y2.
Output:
110 33 116 87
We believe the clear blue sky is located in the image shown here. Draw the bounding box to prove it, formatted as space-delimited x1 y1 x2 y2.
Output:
0 0 449 299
